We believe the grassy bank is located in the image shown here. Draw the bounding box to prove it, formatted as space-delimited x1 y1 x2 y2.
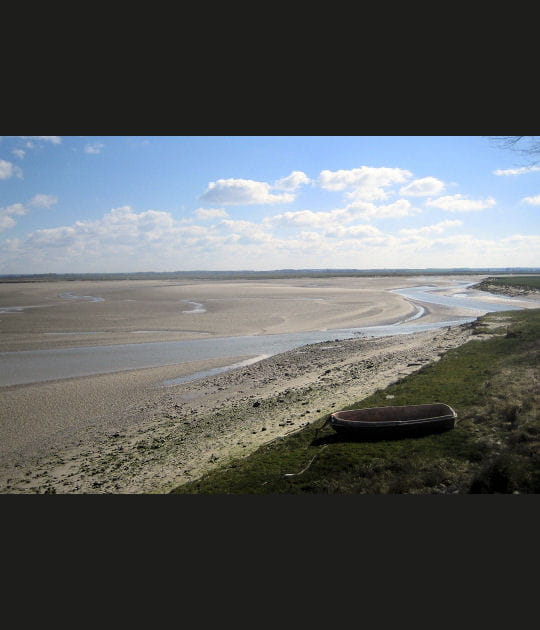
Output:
171 308 539 494
475 275 540 294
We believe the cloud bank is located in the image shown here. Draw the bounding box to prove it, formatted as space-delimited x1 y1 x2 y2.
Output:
2 197 537 274
1 157 537 274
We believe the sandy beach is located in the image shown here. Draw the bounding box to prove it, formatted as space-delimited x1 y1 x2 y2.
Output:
1 274 537 494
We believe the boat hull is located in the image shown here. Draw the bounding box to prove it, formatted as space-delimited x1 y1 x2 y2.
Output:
329 403 457 438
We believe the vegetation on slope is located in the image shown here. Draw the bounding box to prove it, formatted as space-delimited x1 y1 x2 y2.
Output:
475 275 540 296
171 309 540 494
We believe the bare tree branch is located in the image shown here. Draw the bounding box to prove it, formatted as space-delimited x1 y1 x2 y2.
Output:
487 136 540 163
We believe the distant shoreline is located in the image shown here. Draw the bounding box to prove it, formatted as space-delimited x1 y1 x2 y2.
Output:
1 267 539 283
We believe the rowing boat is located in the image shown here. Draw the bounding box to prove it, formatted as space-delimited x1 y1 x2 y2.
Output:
329 403 457 437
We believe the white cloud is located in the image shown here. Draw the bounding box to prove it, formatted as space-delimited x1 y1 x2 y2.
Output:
522 194 540 205
0 203 28 233
399 177 445 197
200 178 295 205
348 199 420 220
18 136 61 144
425 194 496 212
270 199 420 230
0 216 16 231
27 225 78 247
493 165 540 176
399 220 463 236
219 219 273 242
84 142 105 154
12 148 25 160
194 208 229 220
0 195 55 233
318 166 412 201
24 206 224 254
297 231 321 242
269 209 341 229
0 159 23 180
273 171 311 191
29 194 58 208
1 203 27 217
324 224 382 238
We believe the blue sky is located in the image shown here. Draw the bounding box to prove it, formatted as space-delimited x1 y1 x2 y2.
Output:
0 135 538 273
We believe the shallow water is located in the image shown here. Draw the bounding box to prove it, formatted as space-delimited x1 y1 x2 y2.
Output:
181 300 206 313
0 304 50 314
392 283 525 312
0 316 474 387
58 292 105 302
160 354 271 386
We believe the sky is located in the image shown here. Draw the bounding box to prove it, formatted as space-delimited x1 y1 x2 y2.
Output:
0 135 538 274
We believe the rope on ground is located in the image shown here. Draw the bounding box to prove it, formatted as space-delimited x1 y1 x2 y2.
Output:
261 416 333 485
282 445 328 477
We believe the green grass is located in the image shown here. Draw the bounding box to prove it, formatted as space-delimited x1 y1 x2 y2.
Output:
170 309 540 494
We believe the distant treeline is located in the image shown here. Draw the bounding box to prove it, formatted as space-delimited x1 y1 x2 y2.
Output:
1 268 540 283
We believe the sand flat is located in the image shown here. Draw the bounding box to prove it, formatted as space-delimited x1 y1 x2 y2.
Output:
0 275 485 351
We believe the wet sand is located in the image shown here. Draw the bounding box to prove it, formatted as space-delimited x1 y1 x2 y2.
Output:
1 274 535 494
